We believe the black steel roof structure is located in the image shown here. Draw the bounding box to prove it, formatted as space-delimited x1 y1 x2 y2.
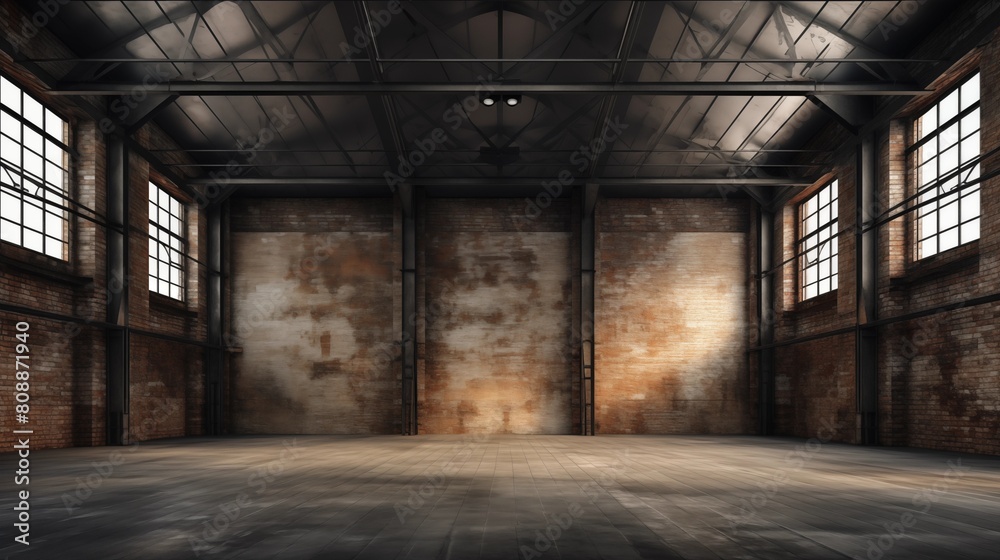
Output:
7 0 1000 199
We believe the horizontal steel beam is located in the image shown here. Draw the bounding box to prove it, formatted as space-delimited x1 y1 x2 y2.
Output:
30 57 943 64
167 162 818 168
151 148 826 153
52 81 929 96
188 176 815 187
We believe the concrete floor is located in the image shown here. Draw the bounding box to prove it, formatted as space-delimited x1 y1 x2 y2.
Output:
2 435 999 559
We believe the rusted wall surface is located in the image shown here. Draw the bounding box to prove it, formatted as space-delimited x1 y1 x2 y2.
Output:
229 199 398 434
419 199 574 434
595 199 751 434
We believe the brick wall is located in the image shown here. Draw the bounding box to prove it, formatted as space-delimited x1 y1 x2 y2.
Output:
767 31 1000 454
0 0 210 449
595 199 752 434
770 163 858 443
228 198 401 434
418 198 576 434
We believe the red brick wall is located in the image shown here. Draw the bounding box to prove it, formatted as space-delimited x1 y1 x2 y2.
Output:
770 164 858 443
768 32 1000 454
0 0 211 449
873 35 1000 452
228 198 401 434
595 199 752 434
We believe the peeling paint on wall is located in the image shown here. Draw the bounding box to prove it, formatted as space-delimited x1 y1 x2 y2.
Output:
231 231 397 434
421 232 574 434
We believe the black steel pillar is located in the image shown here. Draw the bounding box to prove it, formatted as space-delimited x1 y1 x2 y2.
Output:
204 203 225 435
106 136 129 445
580 183 598 435
857 132 879 445
400 184 417 435
758 208 775 435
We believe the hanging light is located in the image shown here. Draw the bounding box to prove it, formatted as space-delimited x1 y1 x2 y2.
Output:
504 94 521 107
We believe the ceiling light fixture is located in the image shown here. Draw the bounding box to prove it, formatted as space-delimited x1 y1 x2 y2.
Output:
480 92 521 107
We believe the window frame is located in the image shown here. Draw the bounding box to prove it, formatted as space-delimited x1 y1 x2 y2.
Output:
148 182 187 301
908 71 981 260
798 179 839 301
0 72 71 260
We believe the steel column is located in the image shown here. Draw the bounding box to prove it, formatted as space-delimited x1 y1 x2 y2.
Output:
204 203 225 435
106 136 129 445
758 208 775 435
400 184 417 435
857 132 879 445
580 184 598 435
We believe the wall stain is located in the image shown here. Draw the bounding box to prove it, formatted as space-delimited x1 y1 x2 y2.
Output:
320 332 331 358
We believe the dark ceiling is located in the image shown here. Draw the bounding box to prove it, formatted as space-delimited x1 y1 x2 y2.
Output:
7 1 973 198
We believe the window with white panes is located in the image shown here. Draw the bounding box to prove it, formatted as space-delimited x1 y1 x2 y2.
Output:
0 75 70 259
912 72 980 259
800 180 839 300
148 183 185 300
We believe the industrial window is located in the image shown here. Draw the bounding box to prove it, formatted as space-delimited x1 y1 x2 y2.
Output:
800 180 839 300
148 183 185 300
912 72 980 259
0 75 69 259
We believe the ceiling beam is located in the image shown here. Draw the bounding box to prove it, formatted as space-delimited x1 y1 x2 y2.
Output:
123 94 179 133
504 0 608 77
587 1 653 178
188 176 815 187
51 81 930 96
807 94 873 133
776 2 912 82
26 57 941 64
349 0 419 166
61 1 223 82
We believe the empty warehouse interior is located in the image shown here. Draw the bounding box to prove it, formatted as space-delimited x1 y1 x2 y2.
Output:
1 0 1000 558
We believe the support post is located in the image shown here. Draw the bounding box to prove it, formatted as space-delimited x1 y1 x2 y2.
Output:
205 202 225 435
857 132 879 445
580 183 598 435
758 208 775 435
106 136 129 445
400 184 417 435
